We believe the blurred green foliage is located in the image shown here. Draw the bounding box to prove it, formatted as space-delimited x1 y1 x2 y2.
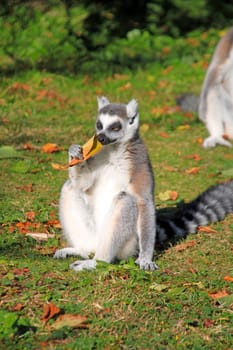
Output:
0 0 232 74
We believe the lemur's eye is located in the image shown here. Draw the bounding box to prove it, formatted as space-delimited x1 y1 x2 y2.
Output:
110 122 122 132
96 120 103 130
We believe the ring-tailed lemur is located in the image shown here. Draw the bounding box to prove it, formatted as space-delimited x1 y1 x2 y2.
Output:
54 96 233 271
177 27 233 148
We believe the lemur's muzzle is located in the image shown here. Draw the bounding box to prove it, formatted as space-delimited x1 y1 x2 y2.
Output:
97 133 113 145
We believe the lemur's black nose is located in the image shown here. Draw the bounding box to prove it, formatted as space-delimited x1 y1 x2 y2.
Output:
97 133 108 145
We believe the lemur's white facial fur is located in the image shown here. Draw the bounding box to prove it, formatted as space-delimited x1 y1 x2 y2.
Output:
96 96 139 145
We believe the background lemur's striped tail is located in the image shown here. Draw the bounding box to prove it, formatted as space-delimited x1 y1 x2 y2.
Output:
156 181 233 244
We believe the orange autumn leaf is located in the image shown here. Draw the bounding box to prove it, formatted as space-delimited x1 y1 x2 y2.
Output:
41 143 60 153
41 303 61 324
196 137 204 144
12 303 25 311
69 135 102 167
170 190 179 201
184 154 201 161
25 211 36 222
119 82 132 91
163 165 177 172
15 183 33 192
159 132 170 138
10 82 30 93
51 162 68 170
208 290 229 300
198 226 218 234
162 66 173 74
174 240 196 252
224 276 233 282
185 167 200 175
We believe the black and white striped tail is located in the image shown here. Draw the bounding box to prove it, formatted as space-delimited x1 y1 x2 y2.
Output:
156 181 233 244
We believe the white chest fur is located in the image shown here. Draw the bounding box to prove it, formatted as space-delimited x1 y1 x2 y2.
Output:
84 147 130 233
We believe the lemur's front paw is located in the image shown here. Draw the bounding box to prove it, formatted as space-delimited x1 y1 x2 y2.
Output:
53 247 78 259
70 259 97 271
69 144 83 160
135 257 158 271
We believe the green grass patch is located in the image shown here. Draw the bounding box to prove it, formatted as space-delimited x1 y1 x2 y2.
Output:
1 43 233 349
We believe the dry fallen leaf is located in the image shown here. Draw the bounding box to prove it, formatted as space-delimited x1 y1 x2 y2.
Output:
51 162 68 170
174 241 196 252
185 167 200 175
41 303 61 324
170 190 179 201
208 290 229 300
224 276 233 282
25 211 36 222
51 314 89 330
198 226 218 234
41 143 60 153
183 154 201 161
119 82 132 91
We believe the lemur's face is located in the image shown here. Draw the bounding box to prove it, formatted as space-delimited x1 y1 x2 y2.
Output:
96 97 139 145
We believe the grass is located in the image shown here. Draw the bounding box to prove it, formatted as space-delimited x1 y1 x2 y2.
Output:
1 52 233 349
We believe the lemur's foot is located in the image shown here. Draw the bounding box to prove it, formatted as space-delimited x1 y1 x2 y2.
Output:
203 136 232 148
69 144 83 160
70 259 97 271
135 257 158 271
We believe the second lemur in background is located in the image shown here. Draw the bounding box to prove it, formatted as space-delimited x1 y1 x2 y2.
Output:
177 28 233 148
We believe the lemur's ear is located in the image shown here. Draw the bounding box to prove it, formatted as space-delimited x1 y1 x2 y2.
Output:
126 99 138 121
97 96 110 111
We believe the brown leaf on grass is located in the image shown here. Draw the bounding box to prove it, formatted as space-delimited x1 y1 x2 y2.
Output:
51 162 68 170
13 268 30 275
196 137 204 144
198 226 218 234
23 143 36 151
41 143 60 153
36 246 57 255
119 82 132 91
159 132 170 138
183 154 201 161
185 167 200 175
174 241 196 252
41 303 61 324
51 314 89 330
162 66 173 74
12 303 25 311
224 154 233 159
170 191 179 201
208 290 229 299
9 82 30 93
36 90 66 105
163 165 177 172
25 211 36 222
224 276 233 282
16 183 33 192
203 319 214 328
46 219 61 229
